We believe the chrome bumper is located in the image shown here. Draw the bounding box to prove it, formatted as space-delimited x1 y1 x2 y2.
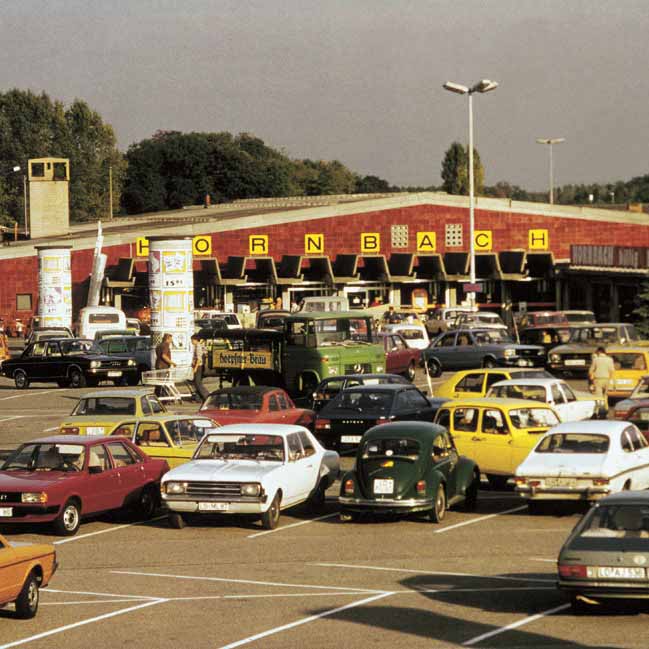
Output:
339 496 434 509
516 486 610 499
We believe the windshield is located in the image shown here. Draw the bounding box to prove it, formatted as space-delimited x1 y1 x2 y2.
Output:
611 353 647 371
72 397 136 416
166 418 219 444
202 392 263 411
287 317 373 346
399 329 424 340
61 339 95 355
564 312 595 324
2 443 85 472
536 433 609 453
570 327 622 344
326 390 393 416
489 385 547 402
508 408 559 429
361 438 419 460
89 313 119 324
195 433 284 461
474 330 512 344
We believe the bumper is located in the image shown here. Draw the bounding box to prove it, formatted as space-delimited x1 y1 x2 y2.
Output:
0 504 60 524
558 579 649 599
88 368 137 377
162 495 268 515
516 486 610 500
549 363 589 373
339 495 434 514
503 357 545 368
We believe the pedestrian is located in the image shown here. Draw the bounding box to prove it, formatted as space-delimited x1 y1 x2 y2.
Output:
588 346 615 409
385 305 399 324
274 297 283 310
155 333 176 370
190 333 209 402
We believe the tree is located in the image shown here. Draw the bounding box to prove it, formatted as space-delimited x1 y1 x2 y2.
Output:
440 141 484 195
633 280 649 337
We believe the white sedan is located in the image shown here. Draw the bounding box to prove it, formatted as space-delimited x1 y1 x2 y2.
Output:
486 377 602 422
161 424 340 530
381 324 430 350
515 420 649 511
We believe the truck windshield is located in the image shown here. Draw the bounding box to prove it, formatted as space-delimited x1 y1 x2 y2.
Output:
287 317 373 346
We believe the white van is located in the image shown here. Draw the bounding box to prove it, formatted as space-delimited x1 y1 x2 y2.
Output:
76 306 127 340
300 296 350 312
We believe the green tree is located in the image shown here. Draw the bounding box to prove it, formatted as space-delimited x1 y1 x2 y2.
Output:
440 141 484 195
633 280 649 337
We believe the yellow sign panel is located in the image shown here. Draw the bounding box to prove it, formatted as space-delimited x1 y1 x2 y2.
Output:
192 235 212 256
213 350 273 370
249 235 269 255
474 230 492 251
416 232 437 252
529 229 549 250
361 232 380 253
136 237 149 257
305 233 324 254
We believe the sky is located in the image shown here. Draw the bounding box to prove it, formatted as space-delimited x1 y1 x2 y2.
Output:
1 0 648 190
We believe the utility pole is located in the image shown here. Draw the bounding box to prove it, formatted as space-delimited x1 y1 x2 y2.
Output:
108 165 113 220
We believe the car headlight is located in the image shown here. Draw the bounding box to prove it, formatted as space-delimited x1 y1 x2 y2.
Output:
328 367 338 375
90 360 101 369
550 353 560 363
165 481 187 494
127 359 137 367
240 483 261 497
504 348 516 358
22 492 48 503
376 365 384 372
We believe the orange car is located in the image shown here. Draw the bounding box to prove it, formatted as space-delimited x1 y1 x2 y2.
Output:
0 533 57 618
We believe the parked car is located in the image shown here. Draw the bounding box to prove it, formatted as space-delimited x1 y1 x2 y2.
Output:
376 332 420 380
622 401 649 436
613 376 649 420
93 328 139 342
109 415 221 468
161 423 340 529
422 329 545 377
256 309 291 330
1 338 138 389
606 346 649 398
518 311 569 328
486 378 603 421
310 373 409 411
518 325 574 354
315 383 440 450
515 421 649 514
75 306 127 340
59 389 167 436
381 323 430 350
548 323 644 375
200 386 316 430
25 327 74 346
95 335 153 380
0 532 57 618
194 310 243 329
300 295 349 312
558 491 649 610
433 398 561 489
434 368 554 400
453 311 508 332
561 310 596 325
424 306 476 337
0 435 169 535
339 421 479 523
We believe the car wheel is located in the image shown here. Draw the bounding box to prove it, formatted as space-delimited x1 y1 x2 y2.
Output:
405 361 416 382
136 486 157 519
69 369 87 389
307 480 326 513
487 474 510 491
168 512 186 529
429 484 446 523
54 499 81 536
261 493 281 530
14 369 29 390
482 357 497 369
464 471 480 512
426 358 442 378
14 571 39 619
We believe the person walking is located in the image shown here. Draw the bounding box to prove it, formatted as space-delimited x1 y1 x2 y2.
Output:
588 346 615 412
155 333 176 370
190 334 209 402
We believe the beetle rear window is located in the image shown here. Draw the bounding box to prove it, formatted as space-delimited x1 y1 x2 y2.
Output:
536 433 609 454
72 397 136 416
361 438 419 460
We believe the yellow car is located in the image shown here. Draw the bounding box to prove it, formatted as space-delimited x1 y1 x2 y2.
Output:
0 532 57 618
109 415 220 468
606 346 649 398
434 368 553 400
433 398 561 489
59 389 167 436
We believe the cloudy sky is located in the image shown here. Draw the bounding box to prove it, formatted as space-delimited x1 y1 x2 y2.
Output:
1 0 647 190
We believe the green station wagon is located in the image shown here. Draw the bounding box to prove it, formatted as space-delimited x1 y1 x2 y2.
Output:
339 421 479 523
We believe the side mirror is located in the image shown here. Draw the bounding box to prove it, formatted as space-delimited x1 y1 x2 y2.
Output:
88 465 103 475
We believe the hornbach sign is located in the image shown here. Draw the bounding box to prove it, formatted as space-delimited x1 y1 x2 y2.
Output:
571 245 649 269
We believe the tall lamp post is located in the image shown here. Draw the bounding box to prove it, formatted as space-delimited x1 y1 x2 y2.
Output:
536 137 565 204
443 79 498 306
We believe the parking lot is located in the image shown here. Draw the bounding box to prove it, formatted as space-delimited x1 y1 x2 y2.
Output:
0 374 647 649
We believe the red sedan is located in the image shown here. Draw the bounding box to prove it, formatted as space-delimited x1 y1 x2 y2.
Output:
377 332 420 381
0 436 168 536
200 386 316 429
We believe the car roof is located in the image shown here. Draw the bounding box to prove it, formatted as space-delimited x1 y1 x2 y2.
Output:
207 386 277 395
286 311 370 319
597 491 649 505
29 435 115 445
363 421 446 442
490 378 559 387
78 389 156 398
544 420 631 436
342 383 420 393
206 423 307 437
440 397 556 409
126 414 217 423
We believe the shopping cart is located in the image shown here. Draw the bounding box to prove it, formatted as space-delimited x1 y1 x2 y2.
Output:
142 366 194 403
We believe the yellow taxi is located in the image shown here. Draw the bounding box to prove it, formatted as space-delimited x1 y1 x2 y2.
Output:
433 397 561 489
108 415 220 468
434 368 553 400
606 346 649 398
0 532 57 618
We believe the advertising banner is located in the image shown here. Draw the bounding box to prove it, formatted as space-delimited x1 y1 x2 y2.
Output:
36 246 72 329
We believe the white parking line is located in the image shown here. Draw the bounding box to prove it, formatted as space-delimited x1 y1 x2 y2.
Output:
462 603 571 646
247 512 338 538
0 598 166 649
46 587 159 600
0 416 24 423
530 558 556 563
0 389 63 401
217 591 393 649
53 516 166 545
434 505 527 534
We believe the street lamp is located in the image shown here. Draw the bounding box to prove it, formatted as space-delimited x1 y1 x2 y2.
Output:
443 79 498 306
536 138 565 204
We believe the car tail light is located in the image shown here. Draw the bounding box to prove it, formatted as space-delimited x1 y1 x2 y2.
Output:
528 480 541 487
558 564 588 579
344 479 355 495
61 427 79 435
315 419 331 430
416 480 426 494
514 477 527 486
592 478 609 486
614 410 628 419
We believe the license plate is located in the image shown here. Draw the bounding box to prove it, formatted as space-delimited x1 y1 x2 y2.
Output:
0 507 12 517
545 477 577 488
596 566 645 579
107 371 122 377
517 359 531 367
86 427 105 436
341 435 361 444
565 359 586 366
374 479 394 494
198 502 229 512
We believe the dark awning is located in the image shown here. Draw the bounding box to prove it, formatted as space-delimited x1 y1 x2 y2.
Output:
276 255 304 284
526 252 555 279
475 253 503 280
388 253 415 281
245 256 278 284
104 258 136 288
443 252 470 280
332 254 359 282
220 256 247 285
413 254 446 281
197 258 222 286
301 256 334 284
498 250 526 280
358 255 390 282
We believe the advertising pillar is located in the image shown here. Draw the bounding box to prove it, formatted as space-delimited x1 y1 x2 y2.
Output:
35 245 72 329
148 236 194 367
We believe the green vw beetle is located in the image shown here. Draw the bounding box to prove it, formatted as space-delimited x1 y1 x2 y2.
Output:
339 421 480 523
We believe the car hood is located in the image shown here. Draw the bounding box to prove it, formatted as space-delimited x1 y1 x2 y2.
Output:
517 453 608 477
199 409 264 424
164 460 282 483
549 343 598 355
0 470 73 491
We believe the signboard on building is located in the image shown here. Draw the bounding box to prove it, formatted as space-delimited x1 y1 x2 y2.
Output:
571 245 649 269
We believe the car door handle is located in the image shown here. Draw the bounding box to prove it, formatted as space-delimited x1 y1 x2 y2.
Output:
471 436 483 442
306 465 313 468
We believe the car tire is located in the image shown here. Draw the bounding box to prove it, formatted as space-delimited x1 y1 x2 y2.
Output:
482 357 497 369
69 369 87 389
14 369 29 390
487 474 510 491
168 512 186 529
464 470 480 512
261 493 281 530
56 379 71 388
136 485 157 519
405 361 416 382
429 484 446 523
54 499 81 536
14 571 39 619
426 358 442 378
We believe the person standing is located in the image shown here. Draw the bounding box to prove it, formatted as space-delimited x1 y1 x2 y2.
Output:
155 333 175 370
588 346 615 410
190 334 209 401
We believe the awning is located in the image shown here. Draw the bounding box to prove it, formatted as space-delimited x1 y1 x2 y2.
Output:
388 253 416 281
475 253 503 280
332 254 359 282
104 257 136 289
443 252 470 280
413 254 446 281
498 250 526 280
526 252 555 279
276 255 304 284
220 256 247 285
244 256 278 284
301 256 334 284
358 255 390 282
